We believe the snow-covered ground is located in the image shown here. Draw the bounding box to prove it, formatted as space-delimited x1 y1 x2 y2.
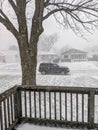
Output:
0 61 98 130
37 61 98 87
16 123 94 130
0 63 21 93
0 61 98 94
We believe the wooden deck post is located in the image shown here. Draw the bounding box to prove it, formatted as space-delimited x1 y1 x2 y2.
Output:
0 102 3 130
88 91 95 129
14 89 22 120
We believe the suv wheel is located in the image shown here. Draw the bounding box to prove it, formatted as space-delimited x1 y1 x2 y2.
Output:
41 71 46 75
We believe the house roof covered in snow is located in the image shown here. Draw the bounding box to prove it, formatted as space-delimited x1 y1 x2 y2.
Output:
62 48 87 55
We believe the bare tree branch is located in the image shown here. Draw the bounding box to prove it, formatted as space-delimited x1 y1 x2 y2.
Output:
30 0 44 45
43 0 98 35
8 0 17 13
0 15 19 39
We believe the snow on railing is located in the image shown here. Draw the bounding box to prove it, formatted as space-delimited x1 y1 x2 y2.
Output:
0 85 98 130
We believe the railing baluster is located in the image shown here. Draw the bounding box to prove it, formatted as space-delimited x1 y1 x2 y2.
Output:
13 93 16 120
65 93 67 121
7 97 10 127
60 92 62 120
39 91 41 119
71 93 73 122
54 92 56 120
44 91 46 119
0 102 3 130
34 91 36 118
82 94 84 123
10 95 14 123
49 91 51 120
24 91 27 118
76 93 78 122
29 91 32 118
4 100 7 129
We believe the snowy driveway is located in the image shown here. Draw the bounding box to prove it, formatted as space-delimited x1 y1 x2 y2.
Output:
0 61 98 94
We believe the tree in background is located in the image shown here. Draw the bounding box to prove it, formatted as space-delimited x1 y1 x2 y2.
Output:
0 0 98 85
38 33 58 52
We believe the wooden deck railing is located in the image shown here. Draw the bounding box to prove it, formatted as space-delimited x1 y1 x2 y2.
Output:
0 85 98 130
0 86 19 130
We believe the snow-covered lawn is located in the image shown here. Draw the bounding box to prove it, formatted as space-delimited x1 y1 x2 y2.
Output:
59 61 98 70
37 61 98 87
0 75 21 93
0 61 98 94
0 63 21 93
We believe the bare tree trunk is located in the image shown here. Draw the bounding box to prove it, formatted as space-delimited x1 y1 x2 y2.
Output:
21 55 37 85
18 37 37 85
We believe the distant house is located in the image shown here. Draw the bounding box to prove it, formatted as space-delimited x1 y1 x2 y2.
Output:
5 50 20 63
61 48 88 62
0 52 6 63
87 46 98 61
0 49 20 63
6 45 20 63
38 52 59 63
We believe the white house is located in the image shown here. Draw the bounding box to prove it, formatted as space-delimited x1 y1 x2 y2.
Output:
60 48 88 62
5 50 20 63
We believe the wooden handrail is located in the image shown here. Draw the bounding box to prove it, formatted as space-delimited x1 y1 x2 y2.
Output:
0 85 18 102
18 85 98 94
0 85 19 130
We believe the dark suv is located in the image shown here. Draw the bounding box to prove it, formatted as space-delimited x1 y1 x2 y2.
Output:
39 63 70 75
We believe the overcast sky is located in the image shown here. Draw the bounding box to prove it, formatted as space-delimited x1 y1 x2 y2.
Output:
0 16 98 52
43 17 98 51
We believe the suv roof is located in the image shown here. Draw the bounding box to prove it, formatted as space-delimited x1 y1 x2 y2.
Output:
40 63 54 65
